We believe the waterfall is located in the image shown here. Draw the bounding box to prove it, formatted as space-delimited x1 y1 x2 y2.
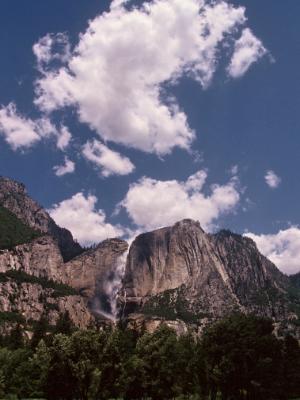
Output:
92 252 127 322
106 252 127 319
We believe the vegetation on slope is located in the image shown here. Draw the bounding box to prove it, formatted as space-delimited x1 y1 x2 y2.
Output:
0 269 78 297
0 206 41 250
0 311 25 325
142 287 208 323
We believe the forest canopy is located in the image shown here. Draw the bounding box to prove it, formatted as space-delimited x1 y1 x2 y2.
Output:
0 313 299 400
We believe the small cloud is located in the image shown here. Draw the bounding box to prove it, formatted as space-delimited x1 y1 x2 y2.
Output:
245 227 300 275
33 33 71 73
53 156 75 177
110 0 131 9
0 102 73 152
48 192 124 246
56 125 72 151
0 103 55 150
242 197 254 212
82 139 135 177
229 164 239 176
228 28 267 79
191 150 204 164
265 170 281 189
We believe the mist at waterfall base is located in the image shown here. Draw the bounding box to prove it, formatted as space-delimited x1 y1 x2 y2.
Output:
92 253 127 322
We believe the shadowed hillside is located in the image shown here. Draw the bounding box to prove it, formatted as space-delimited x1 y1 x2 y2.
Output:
0 206 41 250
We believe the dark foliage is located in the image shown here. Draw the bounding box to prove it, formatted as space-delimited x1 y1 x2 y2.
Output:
0 313 298 399
0 311 25 326
0 206 41 249
0 269 78 297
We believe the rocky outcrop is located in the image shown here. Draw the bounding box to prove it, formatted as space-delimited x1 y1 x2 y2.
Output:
0 280 93 328
65 239 128 317
0 233 128 326
212 231 290 315
120 220 299 334
0 235 66 283
125 313 189 335
0 176 82 261
0 233 94 329
212 230 289 294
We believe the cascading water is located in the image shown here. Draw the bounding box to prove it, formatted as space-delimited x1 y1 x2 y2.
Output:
92 251 128 322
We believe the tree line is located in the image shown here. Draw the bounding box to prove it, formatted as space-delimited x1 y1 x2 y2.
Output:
0 313 299 400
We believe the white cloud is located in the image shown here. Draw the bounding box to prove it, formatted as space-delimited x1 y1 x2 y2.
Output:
33 33 71 73
0 103 55 150
265 170 281 189
56 125 72 151
110 0 131 10
82 139 135 177
230 164 239 175
245 227 300 275
0 102 73 152
34 0 252 155
48 192 124 246
228 28 267 78
53 156 75 177
118 170 240 231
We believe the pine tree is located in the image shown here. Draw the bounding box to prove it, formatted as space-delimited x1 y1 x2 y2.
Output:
53 311 74 335
30 315 48 349
8 324 23 349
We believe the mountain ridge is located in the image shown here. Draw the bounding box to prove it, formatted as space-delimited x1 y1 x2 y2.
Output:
0 176 83 262
0 177 299 337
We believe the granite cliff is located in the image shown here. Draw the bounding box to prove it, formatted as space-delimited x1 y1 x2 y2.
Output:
119 220 299 335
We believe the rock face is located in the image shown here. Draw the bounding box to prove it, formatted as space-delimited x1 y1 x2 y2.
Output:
122 220 237 316
0 176 129 329
0 233 129 330
0 235 66 283
0 176 131 329
0 233 94 329
212 230 289 310
0 176 82 261
0 231 128 328
65 238 128 316
0 280 93 329
120 220 299 335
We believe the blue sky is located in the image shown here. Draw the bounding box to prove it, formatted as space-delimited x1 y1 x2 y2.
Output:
0 0 299 274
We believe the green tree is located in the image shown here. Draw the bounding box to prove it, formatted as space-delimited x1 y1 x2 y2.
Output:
133 325 179 400
0 347 32 398
0 369 6 398
30 314 48 349
45 330 108 400
122 353 146 400
53 311 74 335
24 339 52 398
175 333 209 399
201 313 284 400
8 323 24 349
282 335 300 399
99 328 138 399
